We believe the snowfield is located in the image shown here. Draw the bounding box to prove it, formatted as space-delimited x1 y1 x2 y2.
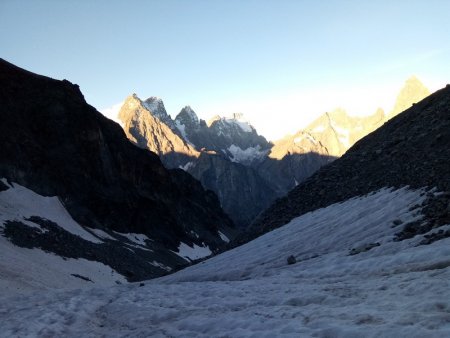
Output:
1 187 450 337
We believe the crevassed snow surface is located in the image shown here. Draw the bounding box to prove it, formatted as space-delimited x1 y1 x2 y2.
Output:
2 187 450 337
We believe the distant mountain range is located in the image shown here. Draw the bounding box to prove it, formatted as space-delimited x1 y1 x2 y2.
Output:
248 81 449 242
104 76 430 228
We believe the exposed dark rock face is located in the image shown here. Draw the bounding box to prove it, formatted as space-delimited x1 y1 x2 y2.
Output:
247 84 450 242
0 58 235 280
256 151 336 195
187 153 278 227
3 216 182 281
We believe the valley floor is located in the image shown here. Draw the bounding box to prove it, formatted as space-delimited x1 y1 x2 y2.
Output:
1 188 450 337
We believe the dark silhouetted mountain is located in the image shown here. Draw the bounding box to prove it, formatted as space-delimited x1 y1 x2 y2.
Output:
0 58 235 281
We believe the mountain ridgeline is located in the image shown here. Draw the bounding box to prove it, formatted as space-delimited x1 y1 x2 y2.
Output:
116 95 276 227
0 59 235 281
248 83 449 241
109 76 430 228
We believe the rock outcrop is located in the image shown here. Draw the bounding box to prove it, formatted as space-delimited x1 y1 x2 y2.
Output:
118 94 200 168
0 58 235 281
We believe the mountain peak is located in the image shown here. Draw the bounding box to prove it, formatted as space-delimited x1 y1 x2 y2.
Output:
230 112 245 121
389 76 430 118
142 96 168 118
327 108 349 121
176 106 199 125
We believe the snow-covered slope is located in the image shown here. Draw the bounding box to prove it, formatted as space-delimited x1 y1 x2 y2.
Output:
2 187 450 336
0 179 126 293
0 178 237 287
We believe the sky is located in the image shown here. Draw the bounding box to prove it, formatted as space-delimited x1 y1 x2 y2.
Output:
1 0 450 140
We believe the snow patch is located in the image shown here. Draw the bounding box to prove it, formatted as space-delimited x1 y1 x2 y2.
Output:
89 228 116 241
142 97 163 114
310 124 327 133
227 144 267 164
294 134 317 145
0 180 102 244
173 242 212 261
0 237 126 294
330 120 351 148
218 231 230 243
150 261 172 272
174 120 196 146
179 161 195 171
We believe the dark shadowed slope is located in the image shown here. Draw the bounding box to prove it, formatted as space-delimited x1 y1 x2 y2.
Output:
0 59 235 281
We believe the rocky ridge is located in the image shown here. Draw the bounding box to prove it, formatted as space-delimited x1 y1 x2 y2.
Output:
248 83 450 242
118 94 200 168
260 77 430 194
0 58 235 281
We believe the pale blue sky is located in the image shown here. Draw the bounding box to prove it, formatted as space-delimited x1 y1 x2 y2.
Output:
1 0 449 140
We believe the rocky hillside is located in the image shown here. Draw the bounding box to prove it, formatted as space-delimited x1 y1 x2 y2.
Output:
249 83 450 239
0 58 235 282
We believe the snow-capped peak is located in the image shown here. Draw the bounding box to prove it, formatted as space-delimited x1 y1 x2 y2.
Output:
142 96 169 119
208 113 254 133
175 106 199 125
224 113 253 133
